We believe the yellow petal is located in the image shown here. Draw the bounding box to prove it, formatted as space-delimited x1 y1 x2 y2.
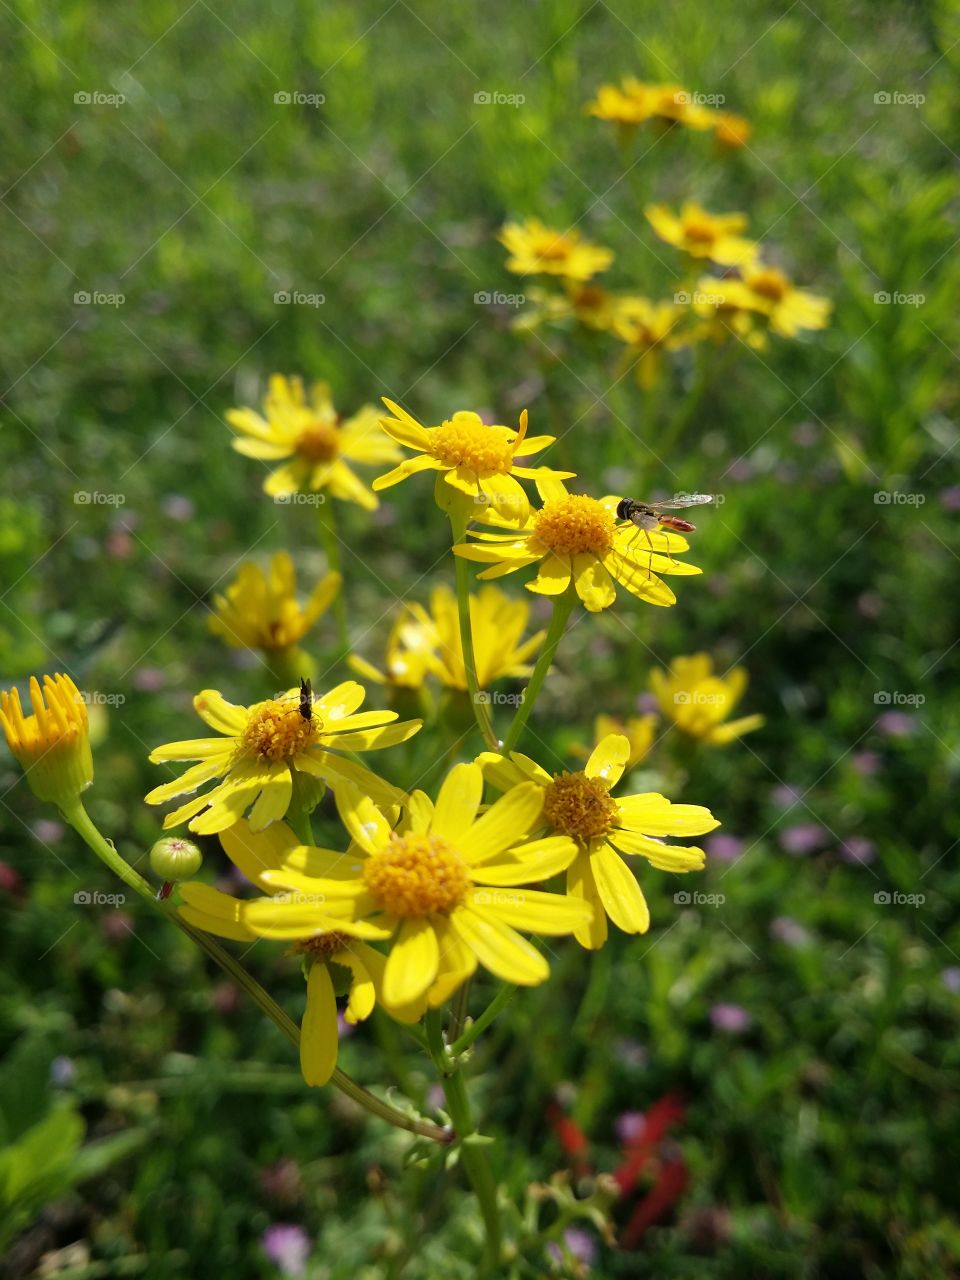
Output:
584 733 630 787
567 849 608 950
456 782 546 863
449 905 549 985
589 843 650 934
383 917 439 1009
220 817 299 887
301 963 338 1087
573 554 616 612
333 783 392 855
177 883 257 942
192 690 247 735
469 886 591 935
475 835 578 885
247 762 293 831
615 794 720 836
526 553 571 596
431 763 483 840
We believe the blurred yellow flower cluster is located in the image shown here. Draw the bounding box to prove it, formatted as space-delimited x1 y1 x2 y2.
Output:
586 78 751 151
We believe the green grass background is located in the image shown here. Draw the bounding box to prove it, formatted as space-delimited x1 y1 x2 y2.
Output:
2 1 959 1276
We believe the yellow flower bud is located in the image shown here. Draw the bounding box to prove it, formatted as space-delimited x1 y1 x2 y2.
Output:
0 674 93 807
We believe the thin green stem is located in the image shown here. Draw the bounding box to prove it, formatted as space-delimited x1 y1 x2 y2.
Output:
449 511 499 750
318 499 350 656
63 801 449 1144
425 1013 502 1272
450 983 515 1057
501 588 576 755
448 979 472 1045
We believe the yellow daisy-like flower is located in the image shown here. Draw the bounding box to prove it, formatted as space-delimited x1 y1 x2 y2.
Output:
690 275 770 350
209 551 341 653
146 682 420 835
612 297 688 388
650 654 764 745
499 218 614 282
713 112 752 149
478 734 719 949
586 80 716 132
226 375 401 508
373 400 574 521
350 583 545 692
177 819 395 1086
572 713 658 771
225 766 591 1014
739 266 832 338
645 202 758 268
453 478 702 611
0 673 93 806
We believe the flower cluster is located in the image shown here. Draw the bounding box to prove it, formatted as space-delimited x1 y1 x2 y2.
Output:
585 78 751 151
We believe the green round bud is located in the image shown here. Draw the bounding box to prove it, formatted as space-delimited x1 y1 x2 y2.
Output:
149 836 203 881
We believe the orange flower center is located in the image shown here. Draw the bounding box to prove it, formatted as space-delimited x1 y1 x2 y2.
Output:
363 832 470 917
681 213 717 244
747 269 787 302
432 413 515 476
294 420 340 462
240 697 319 761
532 231 574 261
543 771 618 840
533 495 615 558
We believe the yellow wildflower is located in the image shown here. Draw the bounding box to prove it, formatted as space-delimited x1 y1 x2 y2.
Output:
586 80 716 132
478 735 719 948
499 218 613 282
209 551 341 653
373 401 574 520
739 265 832 338
645 202 758 268
350 583 545 691
611 298 687 388
453 478 701 612
650 654 764 745
146 682 420 835
227 767 591 1015
0 673 93 806
226 375 401 507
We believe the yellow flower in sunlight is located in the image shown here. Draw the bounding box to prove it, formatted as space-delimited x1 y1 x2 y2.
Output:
612 297 688 388
209 552 341 652
373 400 574 520
650 654 764 745
572 713 658 770
223 766 590 1015
499 218 614 282
146 682 420 835
350 583 545 692
645 202 758 268
713 112 752 149
739 265 832 338
178 820 394 1086
478 734 719 949
690 275 770 350
1 673 93 806
586 80 716 132
226 375 401 508
453 478 702 611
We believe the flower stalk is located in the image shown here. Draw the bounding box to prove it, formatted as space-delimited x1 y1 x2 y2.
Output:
501 587 576 754
449 510 500 750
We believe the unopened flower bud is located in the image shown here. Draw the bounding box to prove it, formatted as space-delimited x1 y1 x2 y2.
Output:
149 836 203 881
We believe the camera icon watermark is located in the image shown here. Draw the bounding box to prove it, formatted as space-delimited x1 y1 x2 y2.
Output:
74 90 126 107
873 90 925 106
873 291 925 307
273 290 325 307
674 890 726 907
473 90 525 107
873 490 925 506
274 90 325 107
74 890 126 906
74 290 125 307
74 491 126 506
674 90 725 106
274 492 327 505
874 890 925 907
80 691 126 708
474 290 525 307
474 690 524 707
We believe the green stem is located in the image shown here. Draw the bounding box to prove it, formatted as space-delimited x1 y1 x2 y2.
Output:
426 1013 502 1272
500 589 576 755
62 801 449 1145
449 512 499 750
450 983 515 1057
318 499 350 656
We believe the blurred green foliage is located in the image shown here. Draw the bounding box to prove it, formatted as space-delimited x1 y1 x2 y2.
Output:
2 0 959 1276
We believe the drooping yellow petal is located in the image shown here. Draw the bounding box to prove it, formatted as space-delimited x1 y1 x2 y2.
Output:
449 905 549 985
220 817 299 887
589 843 650 934
566 849 608 950
301 963 339 1086
382 916 440 1008
470 886 592 935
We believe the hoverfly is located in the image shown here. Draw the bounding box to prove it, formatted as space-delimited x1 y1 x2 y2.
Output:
298 677 313 722
616 493 715 568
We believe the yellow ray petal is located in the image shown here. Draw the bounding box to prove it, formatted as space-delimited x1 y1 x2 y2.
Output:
589 843 650 934
431 762 483 840
449 905 549 985
457 782 546 863
382 917 439 1009
301 963 338 1086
